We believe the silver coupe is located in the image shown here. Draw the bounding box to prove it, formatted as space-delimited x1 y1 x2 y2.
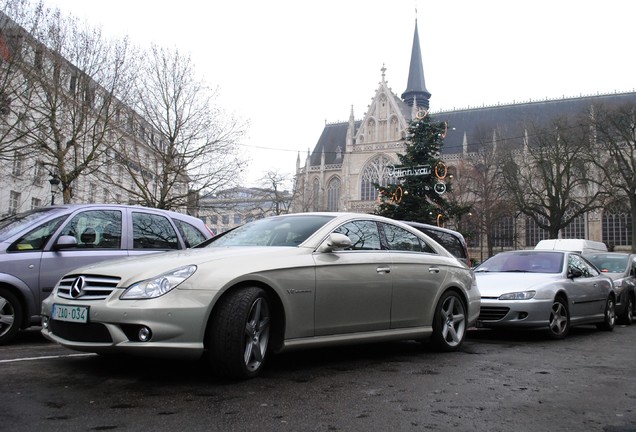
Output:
42 213 480 379
474 250 616 339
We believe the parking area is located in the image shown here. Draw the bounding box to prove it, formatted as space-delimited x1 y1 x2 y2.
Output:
2 325 635 431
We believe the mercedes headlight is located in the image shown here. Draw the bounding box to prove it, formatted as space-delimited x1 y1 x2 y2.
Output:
499 290 536 300
120 265 197 300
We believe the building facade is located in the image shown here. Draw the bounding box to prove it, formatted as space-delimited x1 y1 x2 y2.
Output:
199 186 293 235
0 11 191 218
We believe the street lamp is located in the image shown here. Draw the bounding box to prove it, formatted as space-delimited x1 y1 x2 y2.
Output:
49 174 60 205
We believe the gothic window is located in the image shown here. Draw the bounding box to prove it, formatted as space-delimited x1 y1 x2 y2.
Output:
360 155 393 201
525 216 549 247
327 177 340 212
561 215 585 239
492 217 514 248
603 202 631 247
312 178 320 211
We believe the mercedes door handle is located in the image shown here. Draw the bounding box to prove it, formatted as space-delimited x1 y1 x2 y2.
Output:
429 267 440 273
377 266 391 274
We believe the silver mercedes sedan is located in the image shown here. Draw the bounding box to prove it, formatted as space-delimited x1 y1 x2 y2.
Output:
474 250 616 339
41 212 480 379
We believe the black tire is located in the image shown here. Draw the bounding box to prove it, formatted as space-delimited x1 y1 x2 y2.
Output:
208 287 271 380
0 287 22 345
546 296 570 339
596 296 616 331
430 290 467 352
618 294 634 325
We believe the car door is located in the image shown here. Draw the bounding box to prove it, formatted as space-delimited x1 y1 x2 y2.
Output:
567 254 609 320
313 219 392 336
381 222 448 328
39 209 126 299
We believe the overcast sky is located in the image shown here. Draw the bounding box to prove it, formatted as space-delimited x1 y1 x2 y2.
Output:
40 0 636 186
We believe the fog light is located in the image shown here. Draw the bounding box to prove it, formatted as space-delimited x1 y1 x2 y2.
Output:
42 316 49 329
518 312 528 320
138 326 152 342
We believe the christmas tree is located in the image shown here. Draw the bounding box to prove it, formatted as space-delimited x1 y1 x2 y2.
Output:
374 110 470 225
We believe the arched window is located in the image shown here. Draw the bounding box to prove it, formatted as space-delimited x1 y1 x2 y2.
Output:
360 155 394 201
561 215 585 239
327 177 340 212
561 204 585 239
603 202 632 247
525 215 549 247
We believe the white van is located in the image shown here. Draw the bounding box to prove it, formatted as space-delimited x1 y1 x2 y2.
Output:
534 239 608 254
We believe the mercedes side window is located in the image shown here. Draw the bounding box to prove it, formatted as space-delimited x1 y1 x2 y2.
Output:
382 223 434 253
422 229 466 260
57 210 123 249
132 212 179 249
333 220 381 251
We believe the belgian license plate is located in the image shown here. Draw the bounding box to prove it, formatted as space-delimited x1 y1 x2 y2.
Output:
52 304 89 323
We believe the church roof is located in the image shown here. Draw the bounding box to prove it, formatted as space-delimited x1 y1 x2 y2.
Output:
309 121 361 166
303 18 636 168
433 92 636 154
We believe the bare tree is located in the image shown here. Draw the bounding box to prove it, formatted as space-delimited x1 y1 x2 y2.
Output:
589 102 636 251
0 2 37 161
459 136 515 258
114 44 248 210
2 0 134 203
254 170 293 216
500 116 605 239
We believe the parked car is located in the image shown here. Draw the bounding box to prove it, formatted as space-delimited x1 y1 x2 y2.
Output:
583 252 635 325
41 212 480 379
474 250 616 339
0 204 212 345
535 239 608 254
403 221 470 265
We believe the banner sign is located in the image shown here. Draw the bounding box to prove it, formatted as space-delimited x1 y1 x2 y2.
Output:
386 165 431 179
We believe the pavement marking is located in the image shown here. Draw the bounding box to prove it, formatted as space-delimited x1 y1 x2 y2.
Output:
0 353 96 363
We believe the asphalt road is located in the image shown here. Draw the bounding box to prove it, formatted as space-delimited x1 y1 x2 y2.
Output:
1 325 636 432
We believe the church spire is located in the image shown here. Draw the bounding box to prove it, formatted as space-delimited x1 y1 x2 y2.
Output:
401 19 431 109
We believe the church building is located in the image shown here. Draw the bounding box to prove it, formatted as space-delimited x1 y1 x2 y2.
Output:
292 19 636 256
